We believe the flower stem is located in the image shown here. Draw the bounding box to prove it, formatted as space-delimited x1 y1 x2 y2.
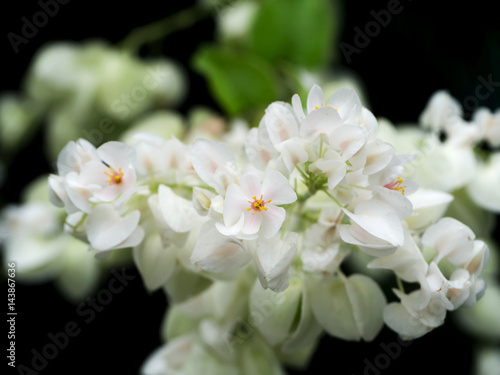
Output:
396 275 405 293
323 190 342 207
119 4 212 53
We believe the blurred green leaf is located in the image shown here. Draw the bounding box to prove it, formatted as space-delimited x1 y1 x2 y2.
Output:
248 0 338 68
193 46 279 116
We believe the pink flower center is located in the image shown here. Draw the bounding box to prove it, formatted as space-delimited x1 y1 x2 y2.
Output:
384 176 405 195
104 167 124 186
247 195 272 215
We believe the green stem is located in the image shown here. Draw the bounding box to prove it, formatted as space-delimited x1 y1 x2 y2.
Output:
65 213 88 233
396 276 405 293
281 202 296 240
323 190 342 207
119 4 212 53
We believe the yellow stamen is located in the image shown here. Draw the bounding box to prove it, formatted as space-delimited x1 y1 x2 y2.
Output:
247 194 270 215
104 166 124 186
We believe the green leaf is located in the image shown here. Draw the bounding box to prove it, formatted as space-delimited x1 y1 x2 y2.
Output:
248 0 339 68
192 46 279 115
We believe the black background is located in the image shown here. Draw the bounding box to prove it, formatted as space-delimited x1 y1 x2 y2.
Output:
2 1 500 374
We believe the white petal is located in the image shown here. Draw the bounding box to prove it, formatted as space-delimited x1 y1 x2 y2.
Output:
158 185 205 233
383 302 431 340
115 225 145 249
345 274 387 341
190 138 236 190
65 173 95 213
363 139 395 175
368 230 428 282
223 183 250 227
309 275 360 340
87 204 140 251
281 281 323 354
97 141 136 170
261 169 297 205
260 205 286 239
360 108 378 140
276 138 309 174
253 232 298 292
245 127 276 169
370 185 413 221
238 172 262 198
326 88 362 123
300 107 342 140
263 102 299 149
249 277 302 345
291 93 305 120
421 217 475 266
306 84 324 113
339 224 398 257
314 150 347 190
191 223 251 273
329 124 368 160
467 153 500 213
140 335 195 375
405 188 453 230
419 90 462 132
342 199 405 250
133 234 177 291
48 174 66 208
241 210 263 237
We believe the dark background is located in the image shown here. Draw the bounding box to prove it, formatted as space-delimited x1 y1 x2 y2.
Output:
2 1 500 374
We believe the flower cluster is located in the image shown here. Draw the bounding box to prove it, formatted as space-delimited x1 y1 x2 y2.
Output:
40 84 491 372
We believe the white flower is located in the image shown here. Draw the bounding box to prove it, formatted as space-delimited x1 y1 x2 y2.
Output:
141 335 195 375
447 268 486 309
190 138 238 195
1 202 63 279
49 139 138 213
419 90 462 132
405 188 454 231
260 101 300 151
245 127 278 170
250 232 298 292
473 107 500 147
217 170 296 240
127 133 195 184
467 152 500 213
421 217 489 270
86 204 144 254
444 118 481 147
157 185 206 233
340 199 405 256
411 136 477 192
133 233 177 292
190 223 251 274
383 263 453 340
368 230 428 283
309 273 386 341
